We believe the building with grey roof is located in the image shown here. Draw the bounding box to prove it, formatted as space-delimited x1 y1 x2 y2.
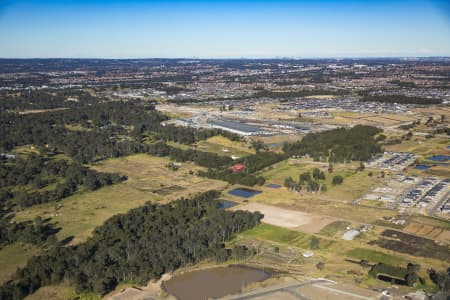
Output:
210 119 268 136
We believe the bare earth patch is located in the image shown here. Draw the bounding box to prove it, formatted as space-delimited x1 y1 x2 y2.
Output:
404 222 450 244
233 202 336 233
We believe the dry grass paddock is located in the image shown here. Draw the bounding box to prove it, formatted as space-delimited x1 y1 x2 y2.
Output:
15 154 228 245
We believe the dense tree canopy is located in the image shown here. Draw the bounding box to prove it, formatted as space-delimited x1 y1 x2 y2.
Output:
0 102 239 163
283 125 383 162
0 155 125 208
0 191 263 299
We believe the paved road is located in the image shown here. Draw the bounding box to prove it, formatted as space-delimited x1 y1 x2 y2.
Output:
313 284 375 300
224 279 333 300
429 189 450 215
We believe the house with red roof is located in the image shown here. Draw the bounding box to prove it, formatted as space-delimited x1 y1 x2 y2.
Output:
229 163 246 172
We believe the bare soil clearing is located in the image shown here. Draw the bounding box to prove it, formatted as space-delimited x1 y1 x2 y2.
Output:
404 222 450 244
233 202 336 233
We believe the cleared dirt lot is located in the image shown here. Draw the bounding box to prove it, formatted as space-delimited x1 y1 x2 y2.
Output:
404 222 450 244
232 202 335 233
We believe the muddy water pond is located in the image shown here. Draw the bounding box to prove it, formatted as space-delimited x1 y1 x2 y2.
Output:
163 265 271 300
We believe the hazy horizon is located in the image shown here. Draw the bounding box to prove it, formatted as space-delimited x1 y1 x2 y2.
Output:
1 56 450 60
0 0 449 58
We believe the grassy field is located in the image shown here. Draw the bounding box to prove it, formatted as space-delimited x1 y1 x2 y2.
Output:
0 243 40 285
4 153 228 294
251 134 303 150
319 221 352 237
197 135 255 156
24 284 78 300
346 248 406 266
225 187 395 225
385 136 450 177
167 135 255 158
15 184 159 244
14 154 228 244
90 153 227 201
406 163 450 178
240 223 333 250
328 111 417 127
258 158 383 202
232 158 395 224
385 136 449 157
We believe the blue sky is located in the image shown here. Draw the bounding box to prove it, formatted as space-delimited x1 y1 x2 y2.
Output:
0 0 449 58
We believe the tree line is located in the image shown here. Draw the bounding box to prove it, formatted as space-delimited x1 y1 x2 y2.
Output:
196 152 286 186
0 213 59 251
368 262 421 287
0 191 263 299
283 125 382 162
0 154 125 209
0 154 125 251
0 89 101 111
283 168 344 193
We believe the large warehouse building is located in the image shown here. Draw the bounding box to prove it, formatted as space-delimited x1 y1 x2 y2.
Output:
210 119 268 136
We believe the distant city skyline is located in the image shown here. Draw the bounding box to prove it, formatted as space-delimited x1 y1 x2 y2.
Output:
0 0 449 58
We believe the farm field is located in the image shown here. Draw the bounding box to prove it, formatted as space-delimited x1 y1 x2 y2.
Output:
239 223 334 250
371 229 450 262
237 223 446 291
345 248 407 266
404 222 450 243
14 154 228 244
410 215 450 230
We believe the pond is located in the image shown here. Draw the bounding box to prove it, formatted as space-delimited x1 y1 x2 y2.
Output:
228 188 262 198
266 183 281 189
218 200 238 209
415 164 431 170
266 143 281 148
163 265 271 300
427 155 450 162
377 274 407 286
